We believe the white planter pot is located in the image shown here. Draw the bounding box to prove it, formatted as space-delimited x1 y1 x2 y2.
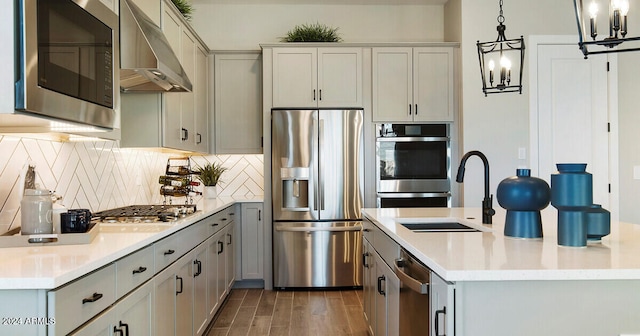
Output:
204 186 218 199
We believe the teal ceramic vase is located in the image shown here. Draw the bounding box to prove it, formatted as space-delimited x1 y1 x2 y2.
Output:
551 163 592 247
497 169 551 239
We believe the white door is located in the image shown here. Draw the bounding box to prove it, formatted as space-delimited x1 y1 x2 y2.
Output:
531 36 615 210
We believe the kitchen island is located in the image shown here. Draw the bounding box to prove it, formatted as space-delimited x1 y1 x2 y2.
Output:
362 207 640 336
0 197 262 335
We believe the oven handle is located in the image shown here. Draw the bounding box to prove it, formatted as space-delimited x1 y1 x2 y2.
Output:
376 136 449 142
377 192 451 199
274 225 362 232
394 258 430 294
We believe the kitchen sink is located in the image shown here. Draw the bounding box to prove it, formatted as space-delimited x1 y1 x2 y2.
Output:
395 218 487 232
400 222 480 232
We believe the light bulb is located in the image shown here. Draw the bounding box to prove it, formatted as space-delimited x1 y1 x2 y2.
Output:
620 0 629 15
488 59 495 71
500 56 511 71
612 0 621 10
589 1 598 18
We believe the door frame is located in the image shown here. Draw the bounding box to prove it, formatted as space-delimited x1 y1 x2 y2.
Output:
528 35 619 218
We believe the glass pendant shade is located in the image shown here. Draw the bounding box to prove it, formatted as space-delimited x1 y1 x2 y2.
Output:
574 0 640 57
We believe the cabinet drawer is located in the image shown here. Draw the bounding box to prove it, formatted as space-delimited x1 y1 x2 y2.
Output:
179 218 209 250
363 219 375 242
116 244 155 298
208 206 234 235
155 233 180 271
48 264 116 335
374 228 400 268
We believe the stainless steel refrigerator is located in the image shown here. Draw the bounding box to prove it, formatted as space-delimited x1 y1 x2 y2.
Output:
272 109 364 288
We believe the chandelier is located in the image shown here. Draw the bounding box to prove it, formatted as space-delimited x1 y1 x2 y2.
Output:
574 0 640 57
477 0 525 96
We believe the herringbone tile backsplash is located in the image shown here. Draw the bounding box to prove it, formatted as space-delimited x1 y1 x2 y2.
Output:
0 135 264 234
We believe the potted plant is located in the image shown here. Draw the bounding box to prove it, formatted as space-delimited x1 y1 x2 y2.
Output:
280 22 343 42
171 0 193 21
195 162 227 199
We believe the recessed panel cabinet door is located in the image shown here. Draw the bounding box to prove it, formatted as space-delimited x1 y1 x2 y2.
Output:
175 254 194 336
413 47 454 122
194 44 209 153
272 48 317 108
372 48 413 122
154 266 177 336
214 53 262 154
317 48 362 108
180 29 196 152
162 6 183 150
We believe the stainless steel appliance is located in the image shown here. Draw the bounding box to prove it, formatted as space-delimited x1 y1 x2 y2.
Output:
93 204 197 223
119 0 192 92
376 123 451 208
272 109 363 288
15 0 119 130
395 248 431 336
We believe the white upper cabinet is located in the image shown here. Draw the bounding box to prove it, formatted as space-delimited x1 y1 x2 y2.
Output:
373 47 454 122
214 52 263 154
272 47 362 108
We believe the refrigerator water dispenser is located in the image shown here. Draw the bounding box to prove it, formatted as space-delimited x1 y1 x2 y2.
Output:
280 167 310 210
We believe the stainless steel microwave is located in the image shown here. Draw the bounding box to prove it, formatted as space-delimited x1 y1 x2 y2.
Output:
15 0 119 130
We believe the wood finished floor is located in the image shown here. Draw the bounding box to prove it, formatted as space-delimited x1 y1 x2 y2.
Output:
206 289 368 336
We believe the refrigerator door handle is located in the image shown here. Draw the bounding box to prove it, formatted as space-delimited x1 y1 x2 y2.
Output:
319 119 325 211
313 117 319 212
274 225 362 232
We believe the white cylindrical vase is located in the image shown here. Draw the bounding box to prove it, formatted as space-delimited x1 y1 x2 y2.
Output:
204 186 218 199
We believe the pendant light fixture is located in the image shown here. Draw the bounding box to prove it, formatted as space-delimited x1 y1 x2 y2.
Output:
574 0 640 57
477 0 525 96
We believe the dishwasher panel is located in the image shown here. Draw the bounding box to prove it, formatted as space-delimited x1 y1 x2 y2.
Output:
274 222 363 288
396 248 431 336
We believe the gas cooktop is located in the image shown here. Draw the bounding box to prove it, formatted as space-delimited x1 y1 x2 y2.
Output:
92 204 197 224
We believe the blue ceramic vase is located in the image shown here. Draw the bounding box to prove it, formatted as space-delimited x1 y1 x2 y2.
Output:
497 169 551 239
551 163 593 247
586 204 610 241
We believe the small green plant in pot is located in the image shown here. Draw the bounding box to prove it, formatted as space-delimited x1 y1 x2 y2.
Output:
281 22 342 42
171 0 193 21
195 162 227 198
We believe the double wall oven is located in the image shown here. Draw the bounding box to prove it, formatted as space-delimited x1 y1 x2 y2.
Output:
376 124 451 208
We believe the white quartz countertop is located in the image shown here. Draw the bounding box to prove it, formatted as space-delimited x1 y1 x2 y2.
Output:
0 196 263 290
362 207 640 282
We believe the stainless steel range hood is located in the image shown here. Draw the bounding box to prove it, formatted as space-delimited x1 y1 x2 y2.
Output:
119 0 192 92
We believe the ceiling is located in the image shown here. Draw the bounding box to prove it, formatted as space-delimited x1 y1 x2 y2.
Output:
190 0 448 5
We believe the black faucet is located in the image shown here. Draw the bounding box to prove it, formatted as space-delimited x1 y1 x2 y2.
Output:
456 150 495 224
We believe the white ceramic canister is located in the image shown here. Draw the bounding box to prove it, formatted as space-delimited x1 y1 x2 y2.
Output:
21 189 53 235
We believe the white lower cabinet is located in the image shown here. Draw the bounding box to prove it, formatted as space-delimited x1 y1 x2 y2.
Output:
154 263 178 336
192 243 209 336
72 280 154 336
206 232 222 319
362 218 400 336
17 207 239 336
362 238 375 335
373 252 400 336
239 202 263 280
430 271 454 336
224 222 236 292
175 250 196 336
